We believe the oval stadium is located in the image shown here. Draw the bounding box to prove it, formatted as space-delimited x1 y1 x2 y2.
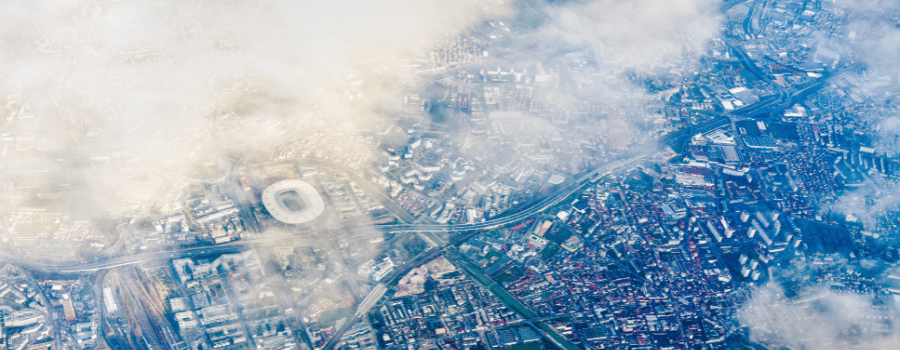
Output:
261 179 325 224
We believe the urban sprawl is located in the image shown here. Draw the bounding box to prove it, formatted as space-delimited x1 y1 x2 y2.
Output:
1 1 899 349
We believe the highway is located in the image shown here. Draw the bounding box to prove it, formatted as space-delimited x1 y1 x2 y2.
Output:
442 248 581 350
318 46 861 350
2 135 658 349
4 15 862 349
6 145 654 275
5 61 848 276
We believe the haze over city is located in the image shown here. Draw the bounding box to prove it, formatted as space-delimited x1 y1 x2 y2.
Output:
2 0 900 349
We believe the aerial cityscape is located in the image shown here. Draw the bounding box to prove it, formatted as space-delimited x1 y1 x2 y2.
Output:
2 0 900 349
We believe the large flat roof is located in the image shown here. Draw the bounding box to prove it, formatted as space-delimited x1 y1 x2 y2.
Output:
261 180 325 224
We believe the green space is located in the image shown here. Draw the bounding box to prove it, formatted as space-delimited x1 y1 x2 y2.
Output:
429 101 452 124
544 226 573 245
489 284 536 319
768 122 800 140
79 283 94 297
439 271 463 280
494 265 525 282
796 219 853 254
668 139 688 154
724 334 768 350
624 169 654 192
400 235 428 257
536 323 581 350
463 302 474 313
735 120 761 136
579 219 596 235
368 312 385 329
643 76 675 94
542 244 560 262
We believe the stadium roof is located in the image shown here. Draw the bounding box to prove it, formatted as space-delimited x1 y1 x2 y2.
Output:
261 180 325 224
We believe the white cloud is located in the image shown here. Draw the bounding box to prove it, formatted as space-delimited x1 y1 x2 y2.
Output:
825 174 900 231
0 0 485 216
739 283 900 350
544 0 721 69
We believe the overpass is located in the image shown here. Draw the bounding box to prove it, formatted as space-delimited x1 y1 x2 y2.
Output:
11 146 653 275
10 61 853 275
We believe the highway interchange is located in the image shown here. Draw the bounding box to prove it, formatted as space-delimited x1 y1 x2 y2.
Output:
4 144 653 274
4 51 849 275
0 19 859 349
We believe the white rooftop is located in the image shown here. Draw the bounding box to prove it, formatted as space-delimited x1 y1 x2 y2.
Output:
262 180 325 224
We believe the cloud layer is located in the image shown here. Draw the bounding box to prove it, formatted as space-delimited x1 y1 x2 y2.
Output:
826 175 900 230
739 284 900 350
0 0 485 217
544 0 721 69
